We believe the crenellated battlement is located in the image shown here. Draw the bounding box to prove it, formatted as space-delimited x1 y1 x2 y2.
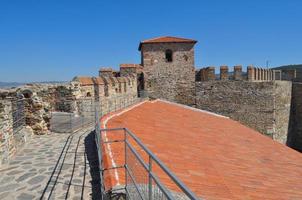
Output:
73 74 137 101
196 65 296 82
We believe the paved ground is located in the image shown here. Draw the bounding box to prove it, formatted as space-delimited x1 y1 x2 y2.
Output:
0 127 101 200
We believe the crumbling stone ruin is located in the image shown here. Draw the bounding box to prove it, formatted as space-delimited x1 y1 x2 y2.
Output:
0 67 138 165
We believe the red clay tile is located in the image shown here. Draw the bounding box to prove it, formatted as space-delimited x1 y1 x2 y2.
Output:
100 100 302 199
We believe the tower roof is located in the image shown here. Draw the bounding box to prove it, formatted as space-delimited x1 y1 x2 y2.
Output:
138 36 197 50
73 76 94 86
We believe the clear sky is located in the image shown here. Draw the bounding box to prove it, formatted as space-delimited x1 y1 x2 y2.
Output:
0 0 301 82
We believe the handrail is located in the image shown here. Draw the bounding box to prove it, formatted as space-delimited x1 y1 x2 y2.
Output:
124 128 199 200
98 127 199 200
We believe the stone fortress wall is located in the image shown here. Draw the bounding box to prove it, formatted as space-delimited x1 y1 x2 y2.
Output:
287 82 302 152
1 35 301 165
0 99 15 167
194 65 293 143
0 66 138 166
135 36 299 147
0 84 58 166
73 67 138 115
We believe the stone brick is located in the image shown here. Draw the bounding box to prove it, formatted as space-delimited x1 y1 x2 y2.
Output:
0 100 15 167
234 65 242 80
287 83 302 152
247 66 254 81
195 81 292 143
99 67 113 78
220 66 229 80
206 67 216 81
140 42 196 105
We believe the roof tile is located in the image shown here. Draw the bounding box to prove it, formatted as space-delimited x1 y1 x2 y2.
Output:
100 100 302 199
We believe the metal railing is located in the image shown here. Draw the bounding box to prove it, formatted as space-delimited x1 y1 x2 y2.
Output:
97 94 140 117
50 98 95 133
11 98 26 134
95 98 199 199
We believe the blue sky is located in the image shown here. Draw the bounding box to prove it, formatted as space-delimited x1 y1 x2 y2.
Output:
0 0 301 82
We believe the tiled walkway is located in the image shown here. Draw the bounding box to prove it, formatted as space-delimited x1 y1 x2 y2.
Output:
0 127 101 200
102 100 302 200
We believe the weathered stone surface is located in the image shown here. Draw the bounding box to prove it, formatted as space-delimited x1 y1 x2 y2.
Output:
0 127 99 199
0 100 15 167
287 82 302 152
141 42 196 105
195 80 292 143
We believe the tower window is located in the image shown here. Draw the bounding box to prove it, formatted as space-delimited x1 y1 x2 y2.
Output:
184 55 188 61
165 49 173 62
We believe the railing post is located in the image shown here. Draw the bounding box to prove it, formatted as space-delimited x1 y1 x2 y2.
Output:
124 128 128 198
148 155 152 200
70 113 72 132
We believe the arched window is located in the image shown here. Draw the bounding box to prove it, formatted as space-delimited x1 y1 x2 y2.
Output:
86 92 91 97
165 49 173 62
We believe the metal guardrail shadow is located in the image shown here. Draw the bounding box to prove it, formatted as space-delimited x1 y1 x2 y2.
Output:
94 100 199 200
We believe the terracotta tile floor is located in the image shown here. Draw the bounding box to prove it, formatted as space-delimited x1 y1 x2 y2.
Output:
100 100 302 199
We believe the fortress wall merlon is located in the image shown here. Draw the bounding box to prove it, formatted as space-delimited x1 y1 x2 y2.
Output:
234 65 243 80
260 68 264 81
220 66 229 80
99 67 114 77
274 70 282 80
196 65 284 82
268 70 271 80
198 68 207 81
207 67 216 81
120 64 139 77
247 65 255 81
257 68 260 81
254 67 258 81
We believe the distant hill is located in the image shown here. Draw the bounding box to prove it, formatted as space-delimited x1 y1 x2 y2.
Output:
273 64 302 81
0 82 25 88
273 64 302 70
0 81 67 89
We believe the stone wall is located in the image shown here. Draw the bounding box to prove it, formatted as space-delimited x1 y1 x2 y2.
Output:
287 82 302 152
141 43 195 105
195 80 292 143
274 81 292 143
0 100 15 167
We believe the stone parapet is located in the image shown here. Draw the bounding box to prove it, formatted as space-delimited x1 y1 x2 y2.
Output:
220 66 229 80
0 99 15 166
206 67 216 81
234 65 242 80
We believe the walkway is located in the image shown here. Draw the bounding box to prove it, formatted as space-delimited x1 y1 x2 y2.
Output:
0 127 101 200
102 100 302 200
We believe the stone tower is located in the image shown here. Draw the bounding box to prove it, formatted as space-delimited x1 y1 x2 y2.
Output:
139 36 197 104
